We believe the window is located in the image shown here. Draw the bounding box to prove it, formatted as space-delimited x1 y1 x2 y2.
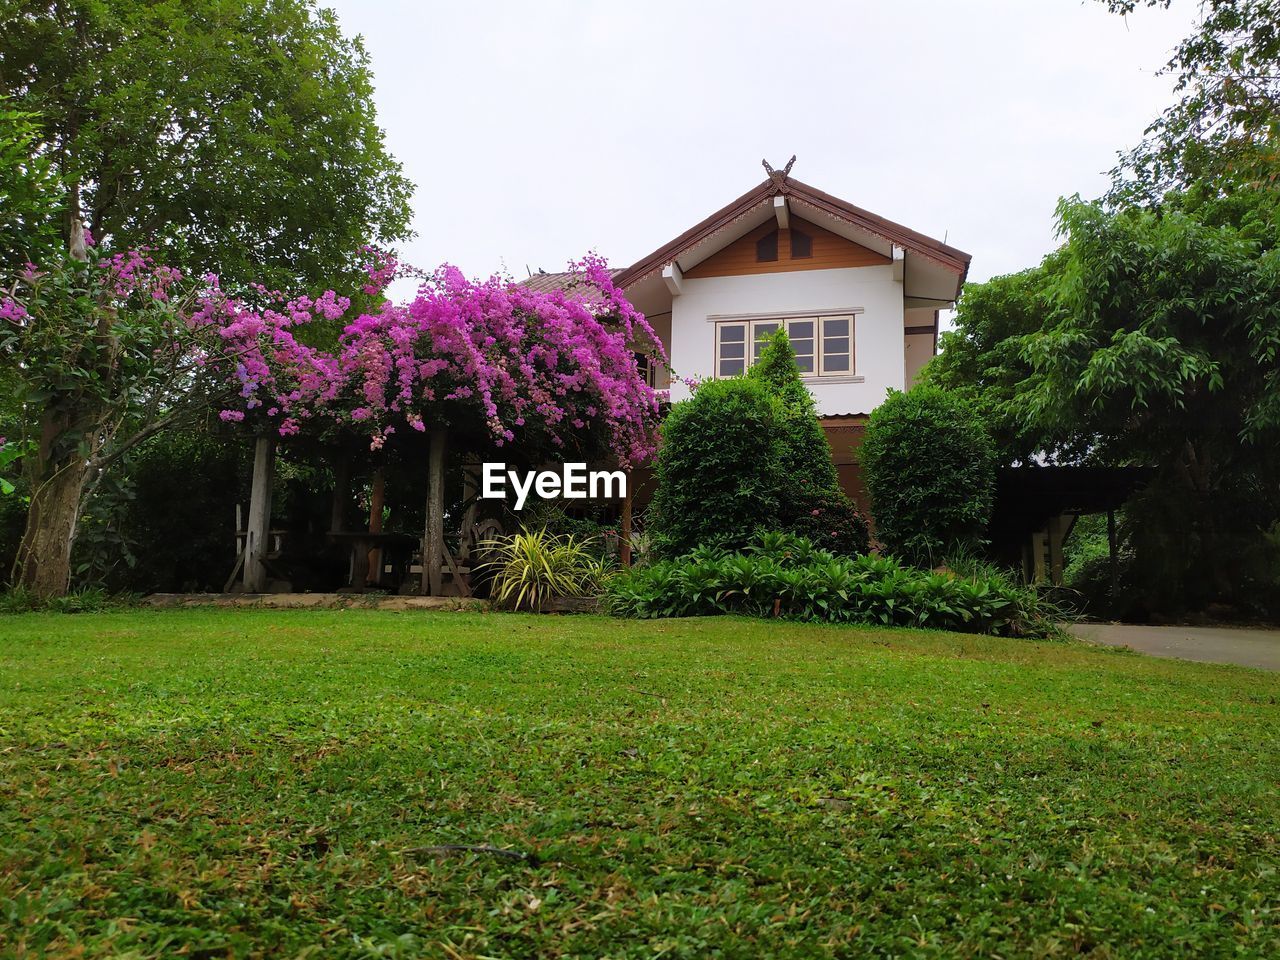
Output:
787 318 815 373
716 322 747 377
635 352 658 388
820 316 851 374
756 230 778 262
790 229 812 259
714 314 855 378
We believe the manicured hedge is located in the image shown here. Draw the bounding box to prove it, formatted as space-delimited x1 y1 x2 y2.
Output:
607 532 1058 638
648 377 787 556
860 386 996 566
648 331 870 557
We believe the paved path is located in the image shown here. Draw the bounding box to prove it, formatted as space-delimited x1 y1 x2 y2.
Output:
1069 622 1280 671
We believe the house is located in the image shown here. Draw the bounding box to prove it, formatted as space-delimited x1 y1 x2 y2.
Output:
529 159 972 510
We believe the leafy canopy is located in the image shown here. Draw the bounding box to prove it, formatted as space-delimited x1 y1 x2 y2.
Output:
0 101 62 269
1103 0 1280 202
0 0 414 293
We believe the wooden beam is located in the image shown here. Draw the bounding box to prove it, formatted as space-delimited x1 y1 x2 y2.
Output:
367 464 385 588
422 428 447 596
244 435 275 593
619 474 633 568
773 195 790 230
1047 515 1065 587
329 453 350 533
1031 530 1047 584
661 262 683 296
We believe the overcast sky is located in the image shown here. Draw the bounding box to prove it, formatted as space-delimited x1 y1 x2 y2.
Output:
325 0 1198 293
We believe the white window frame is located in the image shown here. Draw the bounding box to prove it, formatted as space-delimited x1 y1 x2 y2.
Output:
711 310 862 380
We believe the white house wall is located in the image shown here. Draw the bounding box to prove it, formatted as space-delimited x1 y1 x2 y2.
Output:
668 264 905 416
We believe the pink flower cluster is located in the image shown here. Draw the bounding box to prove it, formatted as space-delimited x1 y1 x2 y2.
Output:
198 252 668 468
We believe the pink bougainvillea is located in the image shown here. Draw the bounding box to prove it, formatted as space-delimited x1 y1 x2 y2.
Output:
4 244 666 468
191 252 667 468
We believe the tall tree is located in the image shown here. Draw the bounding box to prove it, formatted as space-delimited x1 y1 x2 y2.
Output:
0 0 414 293
929 192 1280 611
0 101 63 269
1105 0 1280 202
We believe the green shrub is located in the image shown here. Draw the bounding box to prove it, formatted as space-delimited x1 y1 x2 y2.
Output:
650 333 871 559
748 329 841 490
779 487 870 557
649 377 787 556
607 533 1060 638
0 586 138 614
860 386 996 566
481 528 608 611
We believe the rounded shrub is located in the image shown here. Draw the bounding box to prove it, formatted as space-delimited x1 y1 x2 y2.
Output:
748 329 840 491
779 488 870 557
860 385 996 566
649 377 786 556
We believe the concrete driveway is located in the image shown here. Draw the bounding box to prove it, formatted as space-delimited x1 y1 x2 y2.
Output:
1069 622 1280 671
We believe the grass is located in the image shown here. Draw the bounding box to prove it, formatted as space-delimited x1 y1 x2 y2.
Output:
0 611 1276 958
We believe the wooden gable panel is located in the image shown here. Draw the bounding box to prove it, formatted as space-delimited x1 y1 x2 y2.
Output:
683 216 890 279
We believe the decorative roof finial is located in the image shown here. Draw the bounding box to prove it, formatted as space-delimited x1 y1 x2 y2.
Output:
762 155 797 185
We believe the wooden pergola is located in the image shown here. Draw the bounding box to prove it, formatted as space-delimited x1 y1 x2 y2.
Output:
231 428 633 595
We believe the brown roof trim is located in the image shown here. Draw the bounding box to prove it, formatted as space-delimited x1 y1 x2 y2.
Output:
614 175 972 291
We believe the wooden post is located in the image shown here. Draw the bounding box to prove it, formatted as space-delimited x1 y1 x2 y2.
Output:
244 435 276 593
367 464 385 587
421 428 447 596
619 473 633 568
330 454 350 534
1107 508 1119 608
1031 530 1047 584
1047 514 1065 587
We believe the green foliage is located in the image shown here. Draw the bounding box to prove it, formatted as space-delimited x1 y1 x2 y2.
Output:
778 487 870 557
860 386 996 566
0 102 62 269
608 533 1058 638
1102 0 1280 202
935 193 1280 614
651 334 869 560
747 329 841 492
72 431 245 592
1 608 1278 956
482 528 608 611
927 264 1060 462
649 377 787 556
0 0 413 295
0 584 135 613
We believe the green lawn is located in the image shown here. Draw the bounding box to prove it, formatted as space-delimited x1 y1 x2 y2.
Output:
0 611 1276 958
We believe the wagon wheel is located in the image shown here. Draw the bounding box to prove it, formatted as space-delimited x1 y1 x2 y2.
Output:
466 518 506 598
468 517 505 559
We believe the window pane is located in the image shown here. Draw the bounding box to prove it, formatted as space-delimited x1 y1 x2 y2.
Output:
719 357 745 376
753 322 780 360
720 340 745 360
824 353 850 373
790 229 812 259
788 320 814 339
823 317 849 338
824 336 850 355
720 324 746 343
795 353 815 373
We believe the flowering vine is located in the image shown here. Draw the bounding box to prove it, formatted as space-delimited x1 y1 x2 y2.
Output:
194 252 667 468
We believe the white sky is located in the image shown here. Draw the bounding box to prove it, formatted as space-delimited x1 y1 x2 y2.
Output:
325 0 1197 294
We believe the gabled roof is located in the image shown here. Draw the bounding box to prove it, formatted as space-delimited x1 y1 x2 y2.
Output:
613 172 972 295
521 268 623 294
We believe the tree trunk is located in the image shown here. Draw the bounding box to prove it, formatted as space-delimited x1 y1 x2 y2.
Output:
421 429 447 596
12 457 91 599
